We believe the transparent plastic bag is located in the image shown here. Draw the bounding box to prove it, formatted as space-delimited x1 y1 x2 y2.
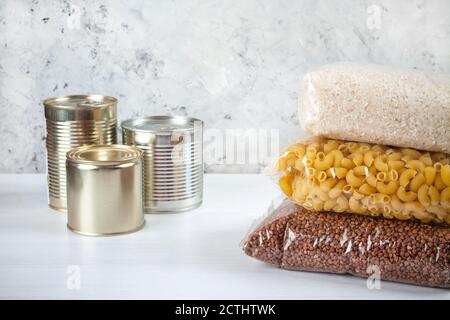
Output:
299 62 450 154
242 199 450 288
274 137 450 225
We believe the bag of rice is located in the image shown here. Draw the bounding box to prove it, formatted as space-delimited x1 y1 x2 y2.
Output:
299 63 450 154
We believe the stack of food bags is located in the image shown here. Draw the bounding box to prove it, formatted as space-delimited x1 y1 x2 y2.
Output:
242 63 450 288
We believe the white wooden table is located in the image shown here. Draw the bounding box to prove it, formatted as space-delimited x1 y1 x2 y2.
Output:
0 174 448 299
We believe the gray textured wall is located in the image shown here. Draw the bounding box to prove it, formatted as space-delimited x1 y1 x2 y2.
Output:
1 0 449 173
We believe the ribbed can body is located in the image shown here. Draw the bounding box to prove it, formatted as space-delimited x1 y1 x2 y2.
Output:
122 116 203 213
43 95 117 212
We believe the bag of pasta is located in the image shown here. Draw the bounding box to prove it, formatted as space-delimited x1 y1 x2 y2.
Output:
275 137 450 225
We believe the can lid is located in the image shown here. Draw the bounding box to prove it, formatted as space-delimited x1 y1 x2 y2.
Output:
121 115 202 134
66 144 142 166
44 95 117 121
44 95 117 109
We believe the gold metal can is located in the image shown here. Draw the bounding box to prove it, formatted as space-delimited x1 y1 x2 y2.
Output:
66 144 144 236
43 95 117 212
122 116 203 213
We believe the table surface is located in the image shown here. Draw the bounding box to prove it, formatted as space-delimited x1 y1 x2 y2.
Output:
0 174 448 300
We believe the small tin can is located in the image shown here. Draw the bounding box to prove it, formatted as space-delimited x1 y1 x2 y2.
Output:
66 144 144 236
122 116 203 213
43 94 117 212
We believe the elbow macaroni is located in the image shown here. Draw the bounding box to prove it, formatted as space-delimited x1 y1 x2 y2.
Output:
277 138 450 225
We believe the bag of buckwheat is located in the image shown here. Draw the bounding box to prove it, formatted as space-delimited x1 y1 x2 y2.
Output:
242 199 450 288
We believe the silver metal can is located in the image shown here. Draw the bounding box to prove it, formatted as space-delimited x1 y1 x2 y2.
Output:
66 144 145 236
43 95 117 212
122 116 203 213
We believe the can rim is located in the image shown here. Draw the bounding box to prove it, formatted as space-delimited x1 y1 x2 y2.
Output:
67 220 145 236
43 94 117 110
66 144 142 165
121 115 203 133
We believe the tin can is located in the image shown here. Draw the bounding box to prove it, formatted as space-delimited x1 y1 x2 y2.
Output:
43 95 117 212
66 144 145 236
122 116 203 213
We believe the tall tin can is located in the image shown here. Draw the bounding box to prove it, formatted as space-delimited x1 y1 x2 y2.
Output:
43 95 117 212
122 116 203 213
66 145 144 236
